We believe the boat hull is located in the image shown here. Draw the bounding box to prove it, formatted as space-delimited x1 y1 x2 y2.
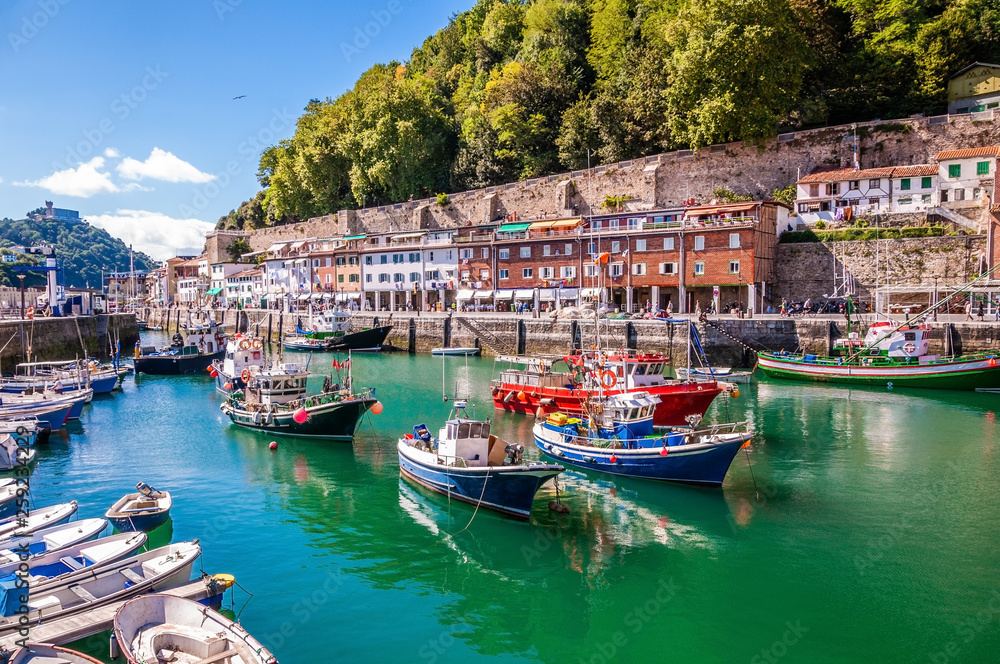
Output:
533 425 749 486
108 510 170 533
223 396 375 440
397 443 563 519
134 349 225 375
757 352 1000 390
302 325 392 351
493 381 722 426
432 347 482 356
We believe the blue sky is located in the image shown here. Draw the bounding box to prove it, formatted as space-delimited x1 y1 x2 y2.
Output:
0 0 471 258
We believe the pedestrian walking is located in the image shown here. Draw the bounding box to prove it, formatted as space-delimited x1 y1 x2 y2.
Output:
780 298 788 317
966 299 973 320
977 301 985 321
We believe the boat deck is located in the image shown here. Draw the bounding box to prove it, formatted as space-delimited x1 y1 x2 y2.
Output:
0 575 229 650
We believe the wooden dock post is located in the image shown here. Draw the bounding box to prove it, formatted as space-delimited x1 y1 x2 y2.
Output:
516 319 526 355
267 312 273 345
626 322 637 351
443 315 452 348
408 317 416 355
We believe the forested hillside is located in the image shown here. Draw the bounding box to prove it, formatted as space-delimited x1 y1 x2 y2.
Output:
0 215 156 289
218 0 1000 230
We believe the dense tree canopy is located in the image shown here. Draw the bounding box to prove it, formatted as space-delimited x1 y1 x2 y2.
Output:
218 0 1000 230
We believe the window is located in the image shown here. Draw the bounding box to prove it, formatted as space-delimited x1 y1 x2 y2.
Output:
628 218 640 229
325 257 332 267
365 274 372 283
520 247 531 258
587 242 596 254
393 253 404 264
948 164 961 178
941 190 949 202
460 249 473 259
325 274 332 284
349 256 359 265
900 178 910 191
921 176 932 189
543 245 551 256
564 244 572 256
584 265 598 277
560 266 576 278
609 219 619 229
694 236 705 251
729 261 740 274
954 188 966 201
977 161 990 176
461 270 470 279
481 248 489 259
337 274 344 283
663 237 675 251
312 259 320 267
869 178 880 189
409 253 420 263
694 262 705 276
611 241 621 253
499 269 509 279
826 183 836 196
923 194 932 203
410 272 420 282
729 233 741 249
379 255 388 265
378 274 389 283
540 267 554 279
635 239 647 252
365 256 373 265
632 263 646 276
336 257 346 266
445 250 454 261
480 269 489 279
428 252 434 261
499 248 509 260
659 262 676 275
610 263 623 277
809 184 819 197
522 268 533 278
898 197 912 205
425 270 440 280
849 180 859 190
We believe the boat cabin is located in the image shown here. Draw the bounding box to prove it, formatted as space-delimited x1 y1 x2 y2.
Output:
437 418 493 468
595 354 672 389
863 322 932 359
309 310 351 335
222 336 264 377
244 364 308 405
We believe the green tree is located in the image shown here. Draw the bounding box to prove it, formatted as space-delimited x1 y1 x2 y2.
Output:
226 238 252 262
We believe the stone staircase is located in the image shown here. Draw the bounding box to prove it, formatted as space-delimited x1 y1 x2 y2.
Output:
454 316 516 355
928 206 982 233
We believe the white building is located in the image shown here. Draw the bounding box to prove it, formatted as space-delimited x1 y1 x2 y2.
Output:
225 268 262 308
261 241 313 310
360 232 425 311
935 146 999 208
889 165 939 212
422 231 457 311
209 262 243 306
795 166 896 223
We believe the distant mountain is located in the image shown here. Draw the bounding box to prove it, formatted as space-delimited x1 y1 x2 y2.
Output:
0 215 157 289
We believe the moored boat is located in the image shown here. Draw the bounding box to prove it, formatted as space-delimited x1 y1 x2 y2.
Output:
532 392 752 486
282 335 329 352
431 347 482 356
0 483 24 520
0 501 77 540
105 482 172 532
0 531 147 588
0 402 70 434
0 361 118 396
113 594 278 664
398 402 564 519
0 434 35 470
0 518 107 563
676 367 753 384
134 315 228 375
0 643 104 663
220 363 377 440
297 310 391 351
211 335 266 395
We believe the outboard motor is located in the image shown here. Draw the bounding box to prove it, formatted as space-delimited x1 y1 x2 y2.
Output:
170 333 184 347
504 443 524 466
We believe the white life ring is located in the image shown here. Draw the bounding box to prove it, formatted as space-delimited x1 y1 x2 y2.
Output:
902 342 917 354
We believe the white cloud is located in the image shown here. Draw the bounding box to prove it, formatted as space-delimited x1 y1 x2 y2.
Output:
104 147 121 158
121 182 154 192
15 157 119 197
117 148 215 184
86 209 214 260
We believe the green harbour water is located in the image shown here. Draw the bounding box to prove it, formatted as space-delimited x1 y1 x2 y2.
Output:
16 341 1000 663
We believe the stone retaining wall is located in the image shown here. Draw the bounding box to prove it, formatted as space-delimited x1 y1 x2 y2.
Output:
0 314 138 368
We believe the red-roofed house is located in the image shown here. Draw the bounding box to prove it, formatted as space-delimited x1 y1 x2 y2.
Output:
934 146 1000 209
889 165 940 213
795 167 896 223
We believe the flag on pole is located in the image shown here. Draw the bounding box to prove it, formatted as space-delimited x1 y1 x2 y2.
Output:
594 252 610 265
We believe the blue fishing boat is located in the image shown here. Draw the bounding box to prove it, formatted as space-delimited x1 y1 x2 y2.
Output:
105 483 172 532
397 402 565 519
0 361 119 395
0 402 70 433
532 392 751 486
0 481 23 520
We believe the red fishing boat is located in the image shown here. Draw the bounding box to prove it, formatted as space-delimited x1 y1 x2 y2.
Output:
490 352 728 426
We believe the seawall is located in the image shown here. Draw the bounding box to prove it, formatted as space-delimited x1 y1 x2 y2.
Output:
0 314 138 370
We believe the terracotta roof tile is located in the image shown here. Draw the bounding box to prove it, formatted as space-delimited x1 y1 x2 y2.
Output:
891 165 938 177
797 167 895 183
934 146 1000 160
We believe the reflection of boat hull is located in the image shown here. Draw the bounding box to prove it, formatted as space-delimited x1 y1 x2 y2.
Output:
222 396 375 440
494 382 722 426
677 368 753 384
298 325 393 351
397 442 563 519
757 352 1000 390
134 350 225 375
533 426 750 486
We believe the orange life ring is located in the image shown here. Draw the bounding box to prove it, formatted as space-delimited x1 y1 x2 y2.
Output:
252 338 263 350
239 339 251 351
600 370 617 390
902 342 916 354
241 369 251 382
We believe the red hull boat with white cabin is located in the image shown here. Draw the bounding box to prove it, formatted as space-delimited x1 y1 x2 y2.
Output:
491 353 726 426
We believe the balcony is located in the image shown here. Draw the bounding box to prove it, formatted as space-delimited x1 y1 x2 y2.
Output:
528 228 581 239
455 233 494 244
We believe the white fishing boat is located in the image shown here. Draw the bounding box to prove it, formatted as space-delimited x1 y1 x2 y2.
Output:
0 435 35 470
0 484 24 521
0 541 202 638
0 532 147 588
675 367 753 384
0 502 77 540
0 519 107 564
113 594 278 664
431 347 482 356
211 335 267 395
0 643 104 663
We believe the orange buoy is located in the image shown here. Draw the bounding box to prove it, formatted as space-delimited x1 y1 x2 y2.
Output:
224 382 233 390
609 455 618 463
370 401 384 415
517 391 527 401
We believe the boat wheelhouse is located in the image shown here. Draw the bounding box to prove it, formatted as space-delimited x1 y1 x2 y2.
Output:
295 309 393 352
212 335 266 394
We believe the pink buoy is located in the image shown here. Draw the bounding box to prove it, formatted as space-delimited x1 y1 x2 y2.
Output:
660 448 669 456
370 401 383 415
269 441 278 451
292 408 308 424
609 455 618 464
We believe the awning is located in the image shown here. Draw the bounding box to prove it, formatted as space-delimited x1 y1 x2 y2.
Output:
514 289 534 299
528 220 558 230
310 293 324 300
391 232 426 240
266 243 287 253
494 289 514 299
457 289 475 300
581 287 602 297
290 241 307 250
558 288 580 299
344 235 366 240
538 288 555 301
297 294 311 301
205 288 222 296
552 218 582 229
497 223 530 233
474 290 493 298
336 292 362 301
